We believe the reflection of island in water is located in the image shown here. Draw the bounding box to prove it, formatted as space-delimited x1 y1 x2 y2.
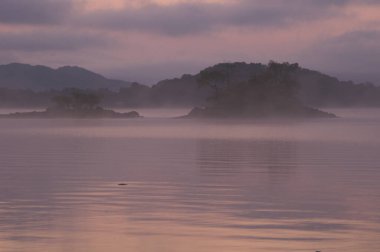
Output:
196 139 297 180
0 90 140 119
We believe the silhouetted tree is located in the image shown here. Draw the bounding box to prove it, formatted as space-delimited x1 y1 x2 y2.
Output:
52 90 101 110
197 61 302 115
197 69 229 102
52 95 72 110
71 91 101 110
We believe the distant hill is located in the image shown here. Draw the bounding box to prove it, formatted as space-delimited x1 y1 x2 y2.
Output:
0 63 132 90
0 62 379 108
150 62 380 107
146 62 267 106
149 74 207 106
295 68 380 107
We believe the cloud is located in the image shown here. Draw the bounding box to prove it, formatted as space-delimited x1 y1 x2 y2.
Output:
299 29 380 83
79 0 349 36
80 3 217 36
0 30 109 52
0 0 379 84
0 0 73 25
309 30 380 70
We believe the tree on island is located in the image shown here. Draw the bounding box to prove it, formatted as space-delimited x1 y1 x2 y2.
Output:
198 68 230 102
197 62 257 103
190 61 335 118
39 90 140 118
231 61 300 114
51 90 101 111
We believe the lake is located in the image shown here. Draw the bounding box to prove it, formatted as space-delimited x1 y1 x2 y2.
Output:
0 108 380 252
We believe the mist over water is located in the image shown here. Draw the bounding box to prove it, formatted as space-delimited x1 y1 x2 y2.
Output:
1 108 380 252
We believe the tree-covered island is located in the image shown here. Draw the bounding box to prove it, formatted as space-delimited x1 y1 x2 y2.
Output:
0 90 140 118
187 61 336 118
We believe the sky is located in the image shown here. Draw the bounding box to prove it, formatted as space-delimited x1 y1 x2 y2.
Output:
0 0 379 85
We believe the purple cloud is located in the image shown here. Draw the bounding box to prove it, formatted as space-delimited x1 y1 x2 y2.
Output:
0 0 73 24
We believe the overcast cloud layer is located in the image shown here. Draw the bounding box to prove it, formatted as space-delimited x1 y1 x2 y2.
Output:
0 0 379 84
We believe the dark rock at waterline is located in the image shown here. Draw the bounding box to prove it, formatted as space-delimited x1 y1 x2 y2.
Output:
0 107 141 119
185 106 336 119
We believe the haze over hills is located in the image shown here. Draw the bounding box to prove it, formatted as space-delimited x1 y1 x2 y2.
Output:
0 62 379 108
0 63 132 90
151 62 380 107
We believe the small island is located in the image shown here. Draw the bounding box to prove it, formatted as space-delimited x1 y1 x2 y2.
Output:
185 61 336 118
0 91 140 119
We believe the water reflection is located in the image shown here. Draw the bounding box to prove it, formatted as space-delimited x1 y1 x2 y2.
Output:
196 139 297 178
0 111 380 252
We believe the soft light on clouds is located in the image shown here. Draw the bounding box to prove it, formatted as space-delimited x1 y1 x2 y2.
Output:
0 0 74 24
0 29 109 51
0 0 379 84
82 0 127 11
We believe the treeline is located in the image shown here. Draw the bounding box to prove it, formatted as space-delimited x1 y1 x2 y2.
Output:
296 68 380 107
197 62 302 114
0 62 380 108
0 82 206 108
188 62 335 118
197 62 380 107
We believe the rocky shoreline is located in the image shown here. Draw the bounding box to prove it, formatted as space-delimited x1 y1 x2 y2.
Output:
0 107 141 119
185 106 337 119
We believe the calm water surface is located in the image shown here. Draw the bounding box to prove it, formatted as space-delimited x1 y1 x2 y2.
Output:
0 108 380 252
